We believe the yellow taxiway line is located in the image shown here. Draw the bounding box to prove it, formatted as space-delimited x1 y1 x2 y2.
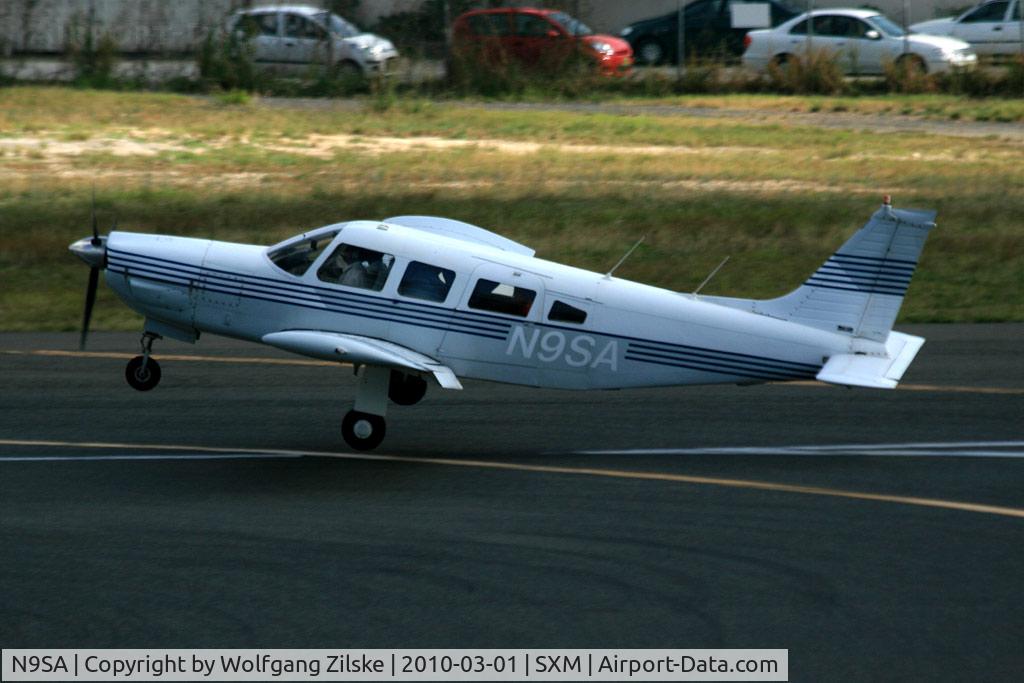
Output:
2 438 1023 520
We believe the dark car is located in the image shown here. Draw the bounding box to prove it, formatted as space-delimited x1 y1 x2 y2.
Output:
620 0 800 64
453 7 633 75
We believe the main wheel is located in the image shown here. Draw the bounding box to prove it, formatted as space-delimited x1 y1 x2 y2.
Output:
342 410 386 451
636 39 665 65
388 371 427 406
125 355 161 391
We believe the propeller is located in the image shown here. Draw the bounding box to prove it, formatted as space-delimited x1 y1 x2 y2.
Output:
79 267 99 350
72 190 112 350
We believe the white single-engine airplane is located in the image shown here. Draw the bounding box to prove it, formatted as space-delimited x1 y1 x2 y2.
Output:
70 198 934 450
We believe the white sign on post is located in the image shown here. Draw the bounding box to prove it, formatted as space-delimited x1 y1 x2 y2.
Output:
730 3 772 29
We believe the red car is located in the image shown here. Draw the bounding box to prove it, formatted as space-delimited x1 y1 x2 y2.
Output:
452 7 633 75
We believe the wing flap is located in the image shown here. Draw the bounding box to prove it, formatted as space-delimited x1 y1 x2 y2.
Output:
816 332 924 390
262 330 463 390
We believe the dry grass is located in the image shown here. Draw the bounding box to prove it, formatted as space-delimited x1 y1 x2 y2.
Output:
1 86 1022 329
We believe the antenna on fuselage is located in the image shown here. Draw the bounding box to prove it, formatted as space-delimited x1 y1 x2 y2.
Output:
604 234 647 279
692 256 730 296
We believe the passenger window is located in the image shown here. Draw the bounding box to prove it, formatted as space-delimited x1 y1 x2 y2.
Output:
398 261 456 303
548 300 587 324
285 14 324 39
255 13 279 36
468 278 536 317
318 243 394 291
268 230 339 276
516 14 557 37
468 14 509 36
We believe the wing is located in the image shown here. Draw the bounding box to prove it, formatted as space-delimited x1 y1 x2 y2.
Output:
262 330 463 390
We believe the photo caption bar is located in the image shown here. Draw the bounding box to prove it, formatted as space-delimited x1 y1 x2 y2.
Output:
2 649 787 681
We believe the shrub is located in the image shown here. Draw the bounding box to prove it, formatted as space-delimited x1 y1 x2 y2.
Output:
196 29 261 92
882 56 936 94
766 49 846 95
64 13 118 88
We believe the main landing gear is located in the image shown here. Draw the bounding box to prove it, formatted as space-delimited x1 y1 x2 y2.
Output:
126 332 162 391
341 368 428 450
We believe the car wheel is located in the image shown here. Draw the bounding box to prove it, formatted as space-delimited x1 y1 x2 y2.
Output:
336 60 364 81
897 54 927 75
636 39 665 66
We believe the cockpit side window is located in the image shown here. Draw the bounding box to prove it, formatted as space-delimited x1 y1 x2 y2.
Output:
268 230 339 276
548 300 587 324
468 278 536 317
398 261 456 303
318 243 395 291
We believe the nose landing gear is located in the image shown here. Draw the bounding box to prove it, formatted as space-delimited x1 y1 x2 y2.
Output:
126 332 162 391
341 365 393 451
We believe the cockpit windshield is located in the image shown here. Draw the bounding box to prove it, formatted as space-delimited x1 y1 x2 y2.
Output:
268 228 340 276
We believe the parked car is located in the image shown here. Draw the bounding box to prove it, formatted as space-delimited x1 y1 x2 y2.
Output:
227 5 398 77
911 0 1023 58
742 9 978 74
619 0 801 64
451 7 633 75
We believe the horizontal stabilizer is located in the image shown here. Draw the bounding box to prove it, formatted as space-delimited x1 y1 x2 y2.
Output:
262 330 463 390
816 331 924 389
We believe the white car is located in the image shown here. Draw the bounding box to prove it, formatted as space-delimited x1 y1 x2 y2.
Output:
743 9 977 74
228 5 398 77
911 0 1023 58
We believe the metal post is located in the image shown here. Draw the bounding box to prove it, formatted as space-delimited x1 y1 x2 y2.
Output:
676 0 684 79
806 0 814 57
903 0 910 57
1018 0 1023 62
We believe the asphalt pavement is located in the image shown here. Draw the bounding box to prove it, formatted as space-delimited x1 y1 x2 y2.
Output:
1 325 1022 680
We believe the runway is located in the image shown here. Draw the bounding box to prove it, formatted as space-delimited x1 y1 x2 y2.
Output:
2 325 1022 679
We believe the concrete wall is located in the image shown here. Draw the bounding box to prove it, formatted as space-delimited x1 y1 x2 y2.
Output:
0 1 976 55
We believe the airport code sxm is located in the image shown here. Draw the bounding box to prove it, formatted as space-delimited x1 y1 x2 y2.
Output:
2 649 788 681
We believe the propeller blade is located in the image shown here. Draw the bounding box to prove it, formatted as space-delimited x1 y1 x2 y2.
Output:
79 267 99 351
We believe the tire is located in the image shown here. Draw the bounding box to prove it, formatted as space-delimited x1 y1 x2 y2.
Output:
635 39 666 66
336 60 364 80
125 355 161 392
388 371 427 406
342 410 386 451
898 54 927 75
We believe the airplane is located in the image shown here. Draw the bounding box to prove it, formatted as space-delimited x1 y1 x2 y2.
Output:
70 198 935 450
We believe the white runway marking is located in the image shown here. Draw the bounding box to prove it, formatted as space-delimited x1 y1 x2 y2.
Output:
2 438 1023 519
577 441 1024 458
0 453 301 462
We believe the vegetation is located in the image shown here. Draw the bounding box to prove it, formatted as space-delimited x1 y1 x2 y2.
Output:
0 86 1021 330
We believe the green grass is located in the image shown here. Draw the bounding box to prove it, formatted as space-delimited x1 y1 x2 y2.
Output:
1 86 1022 330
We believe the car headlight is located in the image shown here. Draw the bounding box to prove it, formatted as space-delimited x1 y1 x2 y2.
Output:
590 41 615 56
620 26 633 37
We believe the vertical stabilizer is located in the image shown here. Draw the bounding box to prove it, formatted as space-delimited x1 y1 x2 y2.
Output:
754 203 936 341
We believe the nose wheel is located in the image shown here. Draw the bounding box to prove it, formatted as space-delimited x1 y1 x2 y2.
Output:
126 332 162 391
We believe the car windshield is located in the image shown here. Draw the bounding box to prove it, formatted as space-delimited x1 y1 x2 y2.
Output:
868 14 906 37
549 11 593 36
316 12 359 37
